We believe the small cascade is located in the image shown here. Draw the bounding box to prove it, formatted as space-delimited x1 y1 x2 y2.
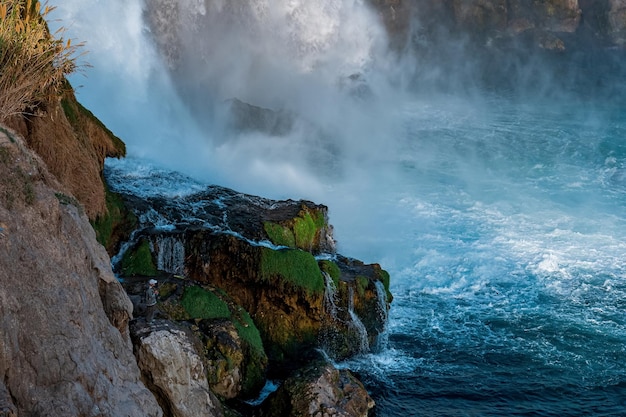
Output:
322 271 338 319
373 280 389 351
348 286 370 354
156 236 186 275
111 229 141 275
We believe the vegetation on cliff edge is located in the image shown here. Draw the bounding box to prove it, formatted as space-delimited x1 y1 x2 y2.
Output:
0 0 83 121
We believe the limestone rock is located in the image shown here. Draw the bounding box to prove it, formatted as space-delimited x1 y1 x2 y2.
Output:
0 128 161 416
110 178 390 366
124 278 269 400
131 321 223 417
262 362 375 417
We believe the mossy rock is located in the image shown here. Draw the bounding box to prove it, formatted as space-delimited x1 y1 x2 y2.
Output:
263 205 327 252
120 239 157 276
260 247 324 295
61 89 126 155
92 184 137 255
355 275 370 298
181 285 231 320
319 259 340 287
375 268 393 302
182 285 268 397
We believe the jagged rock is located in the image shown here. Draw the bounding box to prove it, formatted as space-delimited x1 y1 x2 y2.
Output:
109 177 391 367
0 128 161 416
125 278 269 400
0 380 16 417
131 321 223 417
261 361 375 417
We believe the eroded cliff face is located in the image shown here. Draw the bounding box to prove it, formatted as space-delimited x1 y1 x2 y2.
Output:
0 128 160 416
4 89 125 221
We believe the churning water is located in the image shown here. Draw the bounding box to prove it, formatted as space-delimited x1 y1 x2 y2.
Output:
52 1 626 415
337 96 626 416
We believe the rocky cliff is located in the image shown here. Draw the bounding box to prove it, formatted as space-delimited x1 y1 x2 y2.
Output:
369 0 626 94
0 127 160 416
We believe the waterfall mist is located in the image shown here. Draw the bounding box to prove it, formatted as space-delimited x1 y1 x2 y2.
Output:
51 0 626 265
52 0 405 198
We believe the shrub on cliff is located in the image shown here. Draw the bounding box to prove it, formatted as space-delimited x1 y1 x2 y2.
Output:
0 0 82 121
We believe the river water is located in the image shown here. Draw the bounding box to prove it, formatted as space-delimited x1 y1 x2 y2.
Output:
52 1 626 415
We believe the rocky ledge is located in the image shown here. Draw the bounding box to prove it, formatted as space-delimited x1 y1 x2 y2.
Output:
103 167 391 415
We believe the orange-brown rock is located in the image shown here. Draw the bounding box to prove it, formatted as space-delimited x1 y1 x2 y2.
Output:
4 87 125 221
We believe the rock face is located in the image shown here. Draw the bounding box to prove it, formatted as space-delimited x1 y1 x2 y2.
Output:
0 129 161 416
131 322 223 417
610 0 626 44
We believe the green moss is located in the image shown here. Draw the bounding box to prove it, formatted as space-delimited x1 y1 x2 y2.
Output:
61 97 78 125
264 207 327 251
120 239 157 277
260 247 324 295
376 268 392 301
319 260 341 287
234 309 264 354
181 286 231 320
92 185 137 254
356 275 369 298
233 308 267 395
293 211 317 249
264 221 295 247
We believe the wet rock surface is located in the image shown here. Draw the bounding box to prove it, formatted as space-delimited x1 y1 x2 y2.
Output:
260 361 375 417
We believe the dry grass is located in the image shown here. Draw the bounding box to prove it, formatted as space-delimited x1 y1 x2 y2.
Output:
0 0 83 121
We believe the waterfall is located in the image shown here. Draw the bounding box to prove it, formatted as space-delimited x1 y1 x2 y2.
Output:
348 286 369 354
373 280 389 351
322 271 338 319
156 236 186 275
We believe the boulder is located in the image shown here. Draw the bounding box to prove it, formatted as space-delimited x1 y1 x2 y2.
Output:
262 361 375 417
125 278 268 401
131 321 223 417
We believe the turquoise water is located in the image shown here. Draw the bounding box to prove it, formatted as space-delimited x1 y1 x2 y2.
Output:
336 96 626 416
103 94 626 416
